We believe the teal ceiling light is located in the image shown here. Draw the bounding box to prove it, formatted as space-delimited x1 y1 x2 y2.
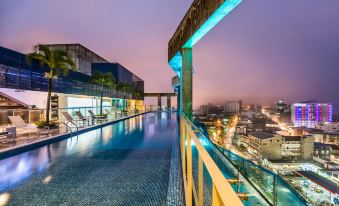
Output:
184 0 242 48
169 51 183 77
169 0 242 73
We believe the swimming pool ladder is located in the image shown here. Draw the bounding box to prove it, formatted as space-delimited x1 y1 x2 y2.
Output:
62 121 79 137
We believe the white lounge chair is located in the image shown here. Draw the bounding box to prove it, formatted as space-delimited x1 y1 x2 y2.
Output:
105 109 116 117
8 116 38 136
88 110 107 123
75 111 90 126
62 112 86 128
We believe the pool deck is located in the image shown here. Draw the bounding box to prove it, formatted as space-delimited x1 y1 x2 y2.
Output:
0 112 148 159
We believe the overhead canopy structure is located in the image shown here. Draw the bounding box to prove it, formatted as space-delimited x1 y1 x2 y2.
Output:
0 91 28 109
144 93 176 110
143 93 176 97
168 0 242 118
168 0 242 76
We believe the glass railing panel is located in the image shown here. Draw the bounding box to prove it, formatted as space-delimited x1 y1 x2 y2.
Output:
191 143 199 204
193 121 309 206
193 132 265 205
276 176 307 206
243 160 274 202
202 164 213 206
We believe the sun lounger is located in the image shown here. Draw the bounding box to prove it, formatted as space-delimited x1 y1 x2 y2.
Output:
8 116 38 136
88 110 107 123
62 112 86 128
75 111 90 126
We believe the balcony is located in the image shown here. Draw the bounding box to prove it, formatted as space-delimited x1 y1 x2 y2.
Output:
179 115 308 206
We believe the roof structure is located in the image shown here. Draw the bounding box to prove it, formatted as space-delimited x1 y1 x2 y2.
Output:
297 171 338 194
249 132 275 140
0 91 28 109
304 128 324 134
283 136 301 142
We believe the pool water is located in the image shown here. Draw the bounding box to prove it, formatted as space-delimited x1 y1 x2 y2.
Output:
0 112 183 205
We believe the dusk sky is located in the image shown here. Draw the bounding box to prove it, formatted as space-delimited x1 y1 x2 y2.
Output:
1 0 339 110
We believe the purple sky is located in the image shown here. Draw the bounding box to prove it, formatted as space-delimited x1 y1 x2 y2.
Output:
1 0 339 110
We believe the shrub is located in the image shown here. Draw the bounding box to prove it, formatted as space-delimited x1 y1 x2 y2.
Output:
34 121 58 129
96 113 108 118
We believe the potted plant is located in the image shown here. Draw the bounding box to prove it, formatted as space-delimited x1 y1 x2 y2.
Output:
34 121 59 129
96 113 108 119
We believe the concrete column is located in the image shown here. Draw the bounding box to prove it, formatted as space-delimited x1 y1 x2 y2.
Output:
167 95 171 110
181 48 193 120
177 86 180 112
158 95 161 110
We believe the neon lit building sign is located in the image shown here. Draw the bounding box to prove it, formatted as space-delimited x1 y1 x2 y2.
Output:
292 103 333 128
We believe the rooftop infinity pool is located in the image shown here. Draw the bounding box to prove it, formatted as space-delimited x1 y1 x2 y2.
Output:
0 112 183 205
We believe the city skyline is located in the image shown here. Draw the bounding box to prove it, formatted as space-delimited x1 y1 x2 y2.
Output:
1 0 339 109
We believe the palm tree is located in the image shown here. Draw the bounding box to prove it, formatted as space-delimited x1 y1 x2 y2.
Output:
133 90 143 100
27 45 76 124
132 90 143 110
90 71 116 114
116 82 133 110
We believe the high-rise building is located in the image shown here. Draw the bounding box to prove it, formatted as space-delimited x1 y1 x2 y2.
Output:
224 100 242 114
274 100 290 113
291 102 333 128
199 105 209 116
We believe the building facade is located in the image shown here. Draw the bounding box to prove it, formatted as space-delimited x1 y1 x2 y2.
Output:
248 132 282 160
224 100 242 115
323 132 339 146
92 63 144 92
43 44 108 75
314 142 332 160
281 136 314 160
0 44 144 113
275 100 290 113
291 102 333 128
248 132 314 161
199 105 209 117
316 122 339 132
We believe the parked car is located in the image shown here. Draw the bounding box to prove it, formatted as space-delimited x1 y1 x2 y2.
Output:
315 188 323 193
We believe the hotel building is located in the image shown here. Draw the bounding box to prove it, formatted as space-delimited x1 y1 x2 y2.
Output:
0 44 144 117
291 102 333 128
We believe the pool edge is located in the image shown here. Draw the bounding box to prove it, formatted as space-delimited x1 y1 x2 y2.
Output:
0 112 149 160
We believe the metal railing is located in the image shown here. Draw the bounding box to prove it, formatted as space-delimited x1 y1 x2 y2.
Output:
0 109 45 126
0 105 177 127
145 105 177 112
180 114 243 206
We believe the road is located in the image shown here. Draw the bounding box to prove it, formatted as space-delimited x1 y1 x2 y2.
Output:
220 116 252 159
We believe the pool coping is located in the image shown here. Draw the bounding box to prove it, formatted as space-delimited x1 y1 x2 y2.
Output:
0 111 149 160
